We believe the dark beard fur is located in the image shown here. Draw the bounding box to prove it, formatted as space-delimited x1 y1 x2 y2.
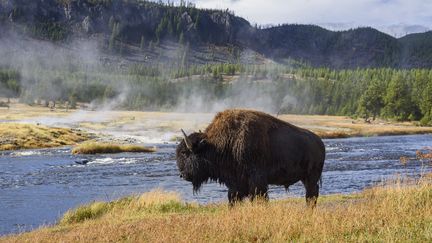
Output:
191 157 213 193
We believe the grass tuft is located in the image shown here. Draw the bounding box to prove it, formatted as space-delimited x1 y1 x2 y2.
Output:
71 142 156 154
417 148 432 160
60 202 111 225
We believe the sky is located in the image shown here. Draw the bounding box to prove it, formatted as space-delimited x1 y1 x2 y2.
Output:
166 0 432 37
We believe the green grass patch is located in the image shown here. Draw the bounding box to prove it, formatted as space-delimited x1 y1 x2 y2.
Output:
59 190 204 225
60 201 111 224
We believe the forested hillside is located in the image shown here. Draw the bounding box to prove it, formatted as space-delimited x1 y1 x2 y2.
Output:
1 0 432 68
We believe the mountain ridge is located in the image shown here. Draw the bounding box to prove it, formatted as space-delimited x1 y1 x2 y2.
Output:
1 0 432 68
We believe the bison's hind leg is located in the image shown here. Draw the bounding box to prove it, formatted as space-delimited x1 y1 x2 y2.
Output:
302 179 319 208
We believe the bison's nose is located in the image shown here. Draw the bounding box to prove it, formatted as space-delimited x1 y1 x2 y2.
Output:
179 174 183 178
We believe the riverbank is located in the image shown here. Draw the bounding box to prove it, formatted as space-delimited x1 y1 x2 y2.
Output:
1 101 432 150
2 176 431 242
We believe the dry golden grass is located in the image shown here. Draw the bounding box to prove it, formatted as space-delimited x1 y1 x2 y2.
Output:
278 114 432 138
417 148 432 160
71 142 156 154
314 130 351 139
0 123 89 151
0 102 71 121
3 178 432 243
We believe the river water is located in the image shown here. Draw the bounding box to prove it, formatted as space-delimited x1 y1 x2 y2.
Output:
0 134 431 236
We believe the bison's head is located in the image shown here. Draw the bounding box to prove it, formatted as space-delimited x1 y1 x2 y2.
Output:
176 129 211 192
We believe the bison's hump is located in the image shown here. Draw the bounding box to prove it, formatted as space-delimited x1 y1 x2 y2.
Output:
204 109 295 163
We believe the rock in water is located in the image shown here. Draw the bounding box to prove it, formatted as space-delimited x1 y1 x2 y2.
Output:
75 159 89 165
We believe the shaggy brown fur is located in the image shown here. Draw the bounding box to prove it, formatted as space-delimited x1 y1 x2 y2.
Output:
176 109 325 206
205 109 304 166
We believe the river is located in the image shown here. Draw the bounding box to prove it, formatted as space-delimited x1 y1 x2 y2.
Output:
0 134 431 236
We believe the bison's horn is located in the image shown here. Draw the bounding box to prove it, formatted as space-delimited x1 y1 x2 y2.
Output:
181 129 193 150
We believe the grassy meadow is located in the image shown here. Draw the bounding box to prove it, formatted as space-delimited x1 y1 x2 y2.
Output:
2 175 431 242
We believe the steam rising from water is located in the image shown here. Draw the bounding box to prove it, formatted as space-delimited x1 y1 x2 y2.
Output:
1 29 298 114
20 110 118 126
174 80 279 113
1 29 300 143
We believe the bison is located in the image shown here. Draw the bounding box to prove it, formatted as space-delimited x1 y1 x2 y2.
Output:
176 109 325 206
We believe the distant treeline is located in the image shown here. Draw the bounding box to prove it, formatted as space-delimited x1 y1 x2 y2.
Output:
286 67 432 125
1 64 431 125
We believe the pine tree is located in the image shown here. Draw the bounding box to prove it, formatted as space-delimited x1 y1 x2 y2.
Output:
148 40 154 51
357 79 384 121
194 11 200 29
108 16 115 30
109 22 119 51
178 32 184 45
382 72 413 120
140 35 145 50
419 80 432 125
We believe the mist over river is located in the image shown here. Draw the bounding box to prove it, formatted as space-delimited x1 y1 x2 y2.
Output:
0 134 431 236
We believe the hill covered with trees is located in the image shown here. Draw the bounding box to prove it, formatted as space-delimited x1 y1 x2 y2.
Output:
1 0 432 68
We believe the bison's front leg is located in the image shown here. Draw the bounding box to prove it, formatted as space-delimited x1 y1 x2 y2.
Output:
248 184 269 202
227 187 247 206
248 173 269 202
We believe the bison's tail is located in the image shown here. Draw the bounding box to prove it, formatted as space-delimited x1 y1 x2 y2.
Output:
319 176 323 188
